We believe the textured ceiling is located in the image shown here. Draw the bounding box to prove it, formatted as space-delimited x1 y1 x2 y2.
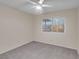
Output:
0 0 79 15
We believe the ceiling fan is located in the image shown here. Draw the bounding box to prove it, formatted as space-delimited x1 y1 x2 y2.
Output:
26 0 52 10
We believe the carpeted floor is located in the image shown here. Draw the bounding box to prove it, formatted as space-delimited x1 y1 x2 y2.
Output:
0 41 78 59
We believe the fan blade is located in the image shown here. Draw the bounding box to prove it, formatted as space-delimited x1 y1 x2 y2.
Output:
38 0 44 4
42 4 52 7
26 0 37 5
33 6 42 10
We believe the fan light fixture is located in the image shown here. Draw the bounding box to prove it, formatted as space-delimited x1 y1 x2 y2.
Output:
35 5 42 10
26 0 52 14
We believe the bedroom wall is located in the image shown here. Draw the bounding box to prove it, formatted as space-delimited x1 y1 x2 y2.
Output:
34 9 78 49
0 4 33 54
78 8 79 54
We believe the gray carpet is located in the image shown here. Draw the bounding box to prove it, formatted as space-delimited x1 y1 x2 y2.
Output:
0 41 78 59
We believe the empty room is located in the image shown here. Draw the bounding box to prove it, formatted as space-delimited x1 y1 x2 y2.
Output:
0 0 79 59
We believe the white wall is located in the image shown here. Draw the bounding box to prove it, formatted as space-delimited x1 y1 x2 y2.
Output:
34 9 78 49
0 4 33 54
78 8 79 54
